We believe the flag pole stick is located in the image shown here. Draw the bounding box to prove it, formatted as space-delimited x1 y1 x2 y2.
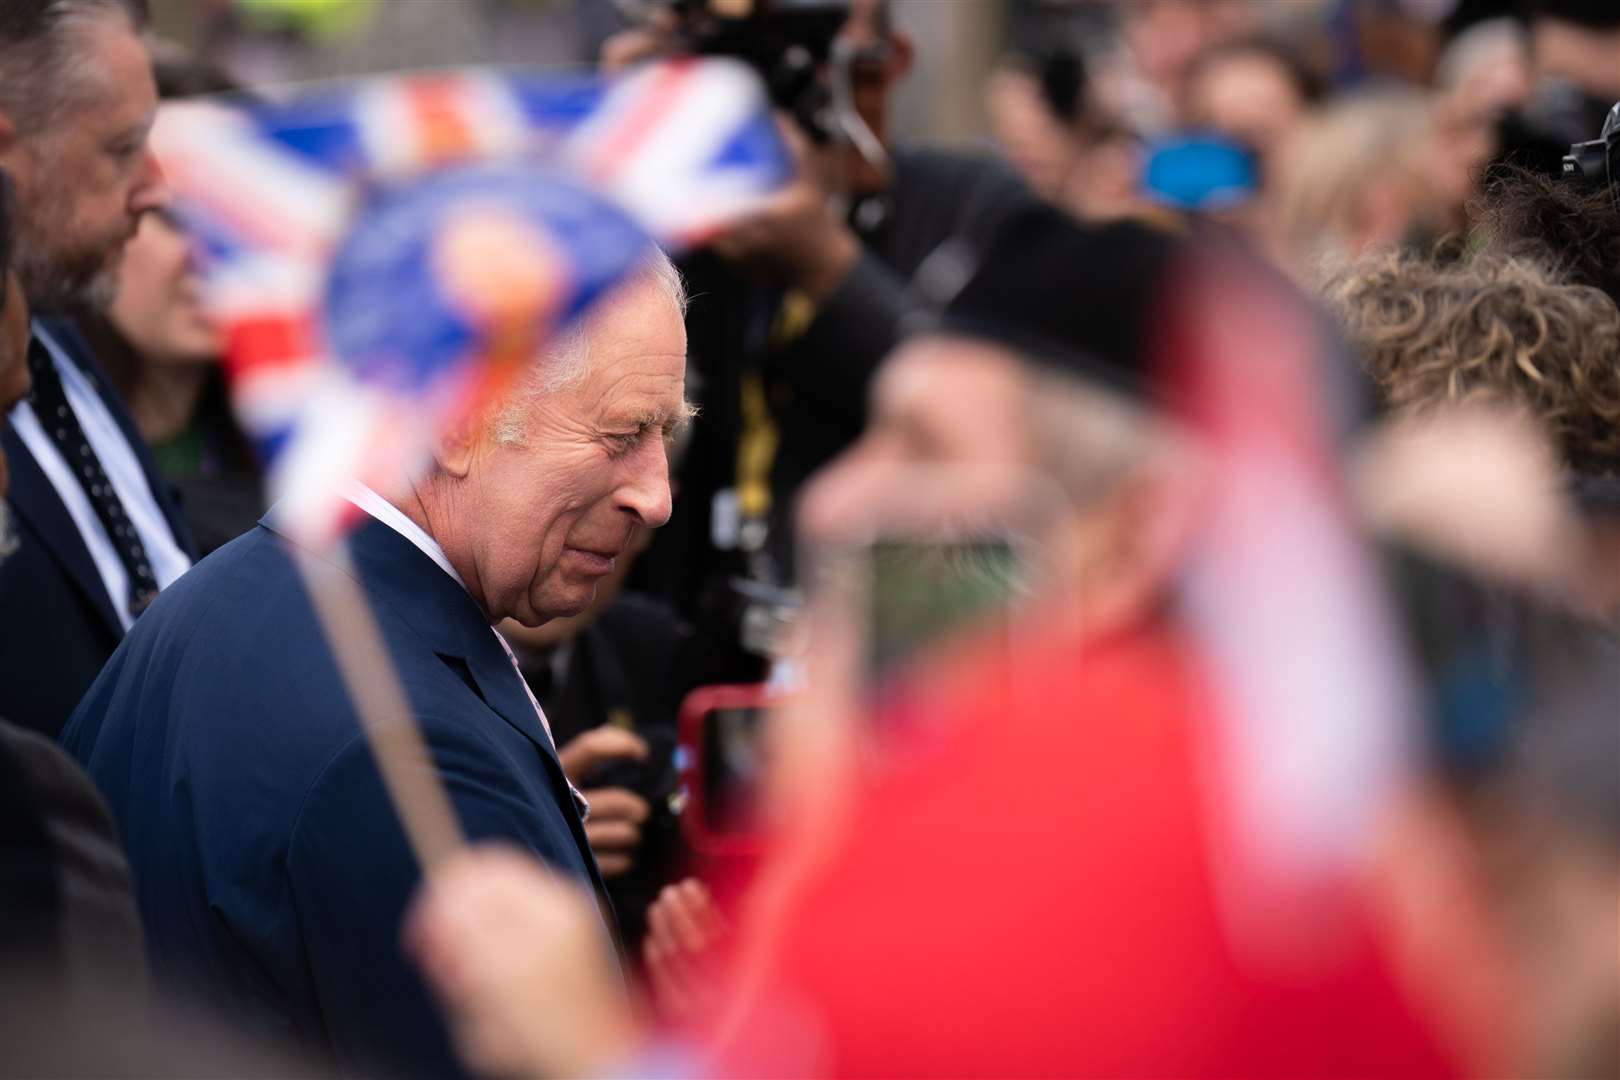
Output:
292 540 465 872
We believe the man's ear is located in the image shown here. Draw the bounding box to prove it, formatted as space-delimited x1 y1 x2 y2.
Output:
434 418 479 479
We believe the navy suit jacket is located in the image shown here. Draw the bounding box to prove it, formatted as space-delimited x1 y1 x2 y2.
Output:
61 514 612 1078
0 318 196 738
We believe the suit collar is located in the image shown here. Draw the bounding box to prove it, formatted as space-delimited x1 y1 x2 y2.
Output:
340 482 464 588
259 511 561 767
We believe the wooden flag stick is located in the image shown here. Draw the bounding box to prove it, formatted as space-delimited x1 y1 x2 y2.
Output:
292 541 465 872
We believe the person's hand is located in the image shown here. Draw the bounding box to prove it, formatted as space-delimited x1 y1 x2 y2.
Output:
643 878 728 1018
707 118 861 301
582 787 651 877
558 727 651 878
598 6 679 74
406 846 639 1080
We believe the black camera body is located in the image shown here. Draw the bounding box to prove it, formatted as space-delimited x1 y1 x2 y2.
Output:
668 0 850 141
1562 100 1620 210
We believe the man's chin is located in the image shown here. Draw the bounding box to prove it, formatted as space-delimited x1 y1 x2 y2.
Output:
21 249 122 315
519 582 598 627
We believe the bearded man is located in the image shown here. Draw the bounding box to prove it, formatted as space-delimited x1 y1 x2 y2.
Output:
0 0 195 738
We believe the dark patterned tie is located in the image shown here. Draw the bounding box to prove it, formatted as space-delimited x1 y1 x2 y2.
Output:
26 336 160 618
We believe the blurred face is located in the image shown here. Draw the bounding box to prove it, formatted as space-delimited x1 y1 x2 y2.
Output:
1428 89 1503 229
110 207 218 365
820 0 911 193
453 279 687 627
1122 0 1252 91
1186 52 1308 164
985 66 1079 200
861 337 1032 468
7 14 166 312
802 337 1033 533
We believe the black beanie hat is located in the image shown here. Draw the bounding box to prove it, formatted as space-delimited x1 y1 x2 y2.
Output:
1531 0 1620 30
926 200 1179 400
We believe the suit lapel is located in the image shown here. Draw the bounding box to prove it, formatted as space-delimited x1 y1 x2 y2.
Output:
2 425 123 637
459 637 612 899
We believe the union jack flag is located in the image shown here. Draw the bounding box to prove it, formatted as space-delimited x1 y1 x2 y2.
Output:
151 60 791 548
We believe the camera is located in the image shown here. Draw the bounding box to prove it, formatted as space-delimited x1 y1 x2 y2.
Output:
1562 100 1620 210
662 0 851 142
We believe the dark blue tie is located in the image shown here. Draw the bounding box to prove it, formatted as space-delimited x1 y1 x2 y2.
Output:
26 336 159 618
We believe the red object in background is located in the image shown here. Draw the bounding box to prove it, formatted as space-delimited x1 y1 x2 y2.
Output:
675 684 775 890
708 616 1472 1079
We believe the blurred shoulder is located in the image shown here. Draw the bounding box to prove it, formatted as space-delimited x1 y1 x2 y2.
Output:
892 143 1029 196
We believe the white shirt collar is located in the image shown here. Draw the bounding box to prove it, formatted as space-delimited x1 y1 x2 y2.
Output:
341 484 590 818
341 481 465 590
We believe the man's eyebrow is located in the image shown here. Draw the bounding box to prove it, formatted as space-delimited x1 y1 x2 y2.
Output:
627 400 701 432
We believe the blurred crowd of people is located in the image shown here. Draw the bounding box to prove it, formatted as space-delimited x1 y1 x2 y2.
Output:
0 0 1616 1077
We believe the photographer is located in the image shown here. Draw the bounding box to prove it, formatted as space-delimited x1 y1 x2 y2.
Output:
1493 0 1620 176
611 0 1034 671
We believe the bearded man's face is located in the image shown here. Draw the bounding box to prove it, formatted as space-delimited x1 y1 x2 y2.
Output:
12 14 166 313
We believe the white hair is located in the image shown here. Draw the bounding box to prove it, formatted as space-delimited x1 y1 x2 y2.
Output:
1435 18 1527 93
491 247 687 446
1025 367 1179 507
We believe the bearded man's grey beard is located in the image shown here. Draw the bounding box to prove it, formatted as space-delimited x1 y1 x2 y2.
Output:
14 171 127 316
16 243 121 314
0 499 20 565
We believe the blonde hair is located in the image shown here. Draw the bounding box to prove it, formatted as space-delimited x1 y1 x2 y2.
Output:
1268 88 1433 271
1324 252 1620 476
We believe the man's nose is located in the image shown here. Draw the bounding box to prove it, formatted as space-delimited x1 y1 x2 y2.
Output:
129 148 170 217
617 444 673 529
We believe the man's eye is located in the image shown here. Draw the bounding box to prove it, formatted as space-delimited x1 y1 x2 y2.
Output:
605 431 641 453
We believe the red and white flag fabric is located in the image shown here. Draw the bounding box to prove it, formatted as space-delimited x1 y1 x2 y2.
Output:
151 60 791 549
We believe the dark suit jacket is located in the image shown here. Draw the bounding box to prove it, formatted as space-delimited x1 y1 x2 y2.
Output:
0 720 148 990
0 318 196 738
61 514 612 1078
529 592 733 956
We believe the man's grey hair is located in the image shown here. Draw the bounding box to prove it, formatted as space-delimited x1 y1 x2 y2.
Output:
492 247 687 446
1024 367 1179 508
0 0 144 135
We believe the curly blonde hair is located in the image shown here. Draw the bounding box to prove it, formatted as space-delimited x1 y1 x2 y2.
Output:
1323 252 1620 476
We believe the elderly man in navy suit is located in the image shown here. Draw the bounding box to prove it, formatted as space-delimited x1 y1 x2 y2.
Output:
62 254 691 1078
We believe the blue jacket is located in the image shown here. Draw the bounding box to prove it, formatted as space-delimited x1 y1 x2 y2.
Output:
62 513 611 1078
0 318 196 738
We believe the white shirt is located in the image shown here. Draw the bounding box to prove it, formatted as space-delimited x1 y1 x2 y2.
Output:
9 322 193 631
